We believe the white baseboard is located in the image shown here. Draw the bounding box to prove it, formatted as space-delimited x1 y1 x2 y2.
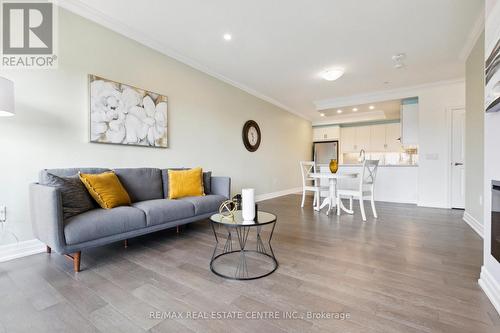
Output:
0 239 45 263
479 266 500 315
256 187 302 202
463 211 484 238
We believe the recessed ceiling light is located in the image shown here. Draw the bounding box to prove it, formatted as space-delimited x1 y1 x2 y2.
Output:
352 108 358 112
320 113 325 117
320 68 345 81
369 105 375 110
223 33 232 41
337 109 343 114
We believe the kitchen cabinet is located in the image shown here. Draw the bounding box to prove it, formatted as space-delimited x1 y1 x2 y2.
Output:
369 125 386 151
313 125 340 141
355 126 370 151
341 126 371 152
385 123 402 151
401 102 419 145
340 123 402 153
340 127 357 152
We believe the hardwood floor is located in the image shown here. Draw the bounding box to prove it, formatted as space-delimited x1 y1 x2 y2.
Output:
1 195 499 332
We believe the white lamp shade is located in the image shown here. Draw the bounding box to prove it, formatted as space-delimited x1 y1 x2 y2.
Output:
0 77 15 116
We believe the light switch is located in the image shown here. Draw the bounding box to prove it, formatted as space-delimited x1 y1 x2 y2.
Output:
0 205 6 222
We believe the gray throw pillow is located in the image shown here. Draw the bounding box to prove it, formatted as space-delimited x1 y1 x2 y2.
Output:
203 171 212 195
43 173 95 219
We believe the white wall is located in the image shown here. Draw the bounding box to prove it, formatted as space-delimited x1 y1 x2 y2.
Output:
0 9 312 242
480 0 500 315
416 82 465 208
465 30 485 229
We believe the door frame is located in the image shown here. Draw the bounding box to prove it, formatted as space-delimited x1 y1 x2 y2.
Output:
446 106 466 209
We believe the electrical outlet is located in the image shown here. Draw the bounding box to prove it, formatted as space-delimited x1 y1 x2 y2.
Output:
479 196 483 206
0 205 6 222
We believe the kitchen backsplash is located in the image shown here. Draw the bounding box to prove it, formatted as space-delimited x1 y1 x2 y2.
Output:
341 150 419 165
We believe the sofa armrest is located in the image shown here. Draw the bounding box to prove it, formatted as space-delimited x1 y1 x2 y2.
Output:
211 177 231 199
29 183 66 253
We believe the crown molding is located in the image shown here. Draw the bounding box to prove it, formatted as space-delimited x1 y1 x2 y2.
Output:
314 78 465 111
459 7 485 61
57 0 309 121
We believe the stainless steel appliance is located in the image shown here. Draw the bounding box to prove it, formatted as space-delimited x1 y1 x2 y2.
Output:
313 141 339 164
492 181 500 263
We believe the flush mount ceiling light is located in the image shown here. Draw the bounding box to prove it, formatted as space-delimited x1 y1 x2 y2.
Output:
392 53 406 69
369 105 375 110
320 113 325 117
223 33 232 41
352 108 358 112
337 109 343 114
320 68 345 81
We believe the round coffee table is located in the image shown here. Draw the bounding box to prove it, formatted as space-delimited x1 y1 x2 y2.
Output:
209 210 278 280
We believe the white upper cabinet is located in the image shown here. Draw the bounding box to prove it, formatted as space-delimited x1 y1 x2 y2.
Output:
340 127 357 152
401 101 419 145
355 126 371 151
369 125 386 151
313 125 340 141
385 123 402 151
340 123 402 153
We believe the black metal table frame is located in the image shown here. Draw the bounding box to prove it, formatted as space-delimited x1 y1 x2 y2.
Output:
209 218 278 280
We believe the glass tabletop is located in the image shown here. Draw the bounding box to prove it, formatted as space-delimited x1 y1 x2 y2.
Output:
210 210 277 226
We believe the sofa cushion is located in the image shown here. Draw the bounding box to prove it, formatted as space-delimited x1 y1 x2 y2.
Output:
79 171 131 209
40 168 110 185
161 168 186 199
43 173 95 219
132 199 195 226
161 169 212 198
114 168 163 202
179 195 227 215
168 168 205 199
64 206 146 245
203 171 212 195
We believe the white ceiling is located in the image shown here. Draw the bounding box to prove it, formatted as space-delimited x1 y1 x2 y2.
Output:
62 0 483 121
319 99 403 125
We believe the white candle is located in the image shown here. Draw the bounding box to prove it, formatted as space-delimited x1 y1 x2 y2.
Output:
241 188 255 221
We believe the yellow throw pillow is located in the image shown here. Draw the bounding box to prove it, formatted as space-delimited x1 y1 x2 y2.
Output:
168 167 205 199
79 171 131 209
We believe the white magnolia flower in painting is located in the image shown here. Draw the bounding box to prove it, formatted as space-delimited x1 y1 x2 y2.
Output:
124 95 167 146
90 79 167 146
90 81 145 142
90 80 123 141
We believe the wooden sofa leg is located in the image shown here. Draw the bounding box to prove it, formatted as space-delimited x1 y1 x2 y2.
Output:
46 245 51 254
73 252 81 272
64 252 81 272
124 239 128 248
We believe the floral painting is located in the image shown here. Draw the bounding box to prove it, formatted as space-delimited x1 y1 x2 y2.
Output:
89 75 168 147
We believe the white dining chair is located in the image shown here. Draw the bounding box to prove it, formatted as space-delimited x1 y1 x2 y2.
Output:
299 161 327 208
337 160 379 221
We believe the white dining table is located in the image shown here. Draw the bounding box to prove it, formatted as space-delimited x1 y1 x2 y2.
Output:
309 172 359 215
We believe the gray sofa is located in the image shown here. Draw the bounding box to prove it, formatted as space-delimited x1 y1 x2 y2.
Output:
29 167 231 272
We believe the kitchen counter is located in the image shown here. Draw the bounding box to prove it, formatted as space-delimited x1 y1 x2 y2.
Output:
318 163 418 168
340 163 418 167
317 164 418 204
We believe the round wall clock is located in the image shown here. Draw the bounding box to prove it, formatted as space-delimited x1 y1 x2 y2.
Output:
242 120 261 152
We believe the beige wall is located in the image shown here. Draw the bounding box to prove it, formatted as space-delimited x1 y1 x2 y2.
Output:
465 31 485 225
0 9 312 242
